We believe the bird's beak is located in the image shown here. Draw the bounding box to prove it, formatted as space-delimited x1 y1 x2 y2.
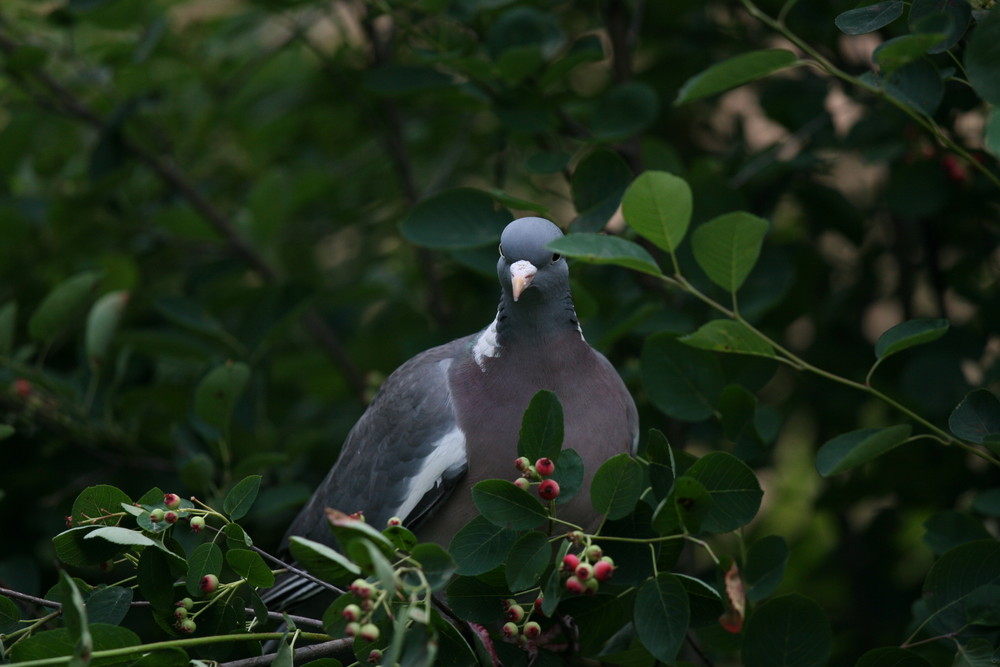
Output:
510 260 538 302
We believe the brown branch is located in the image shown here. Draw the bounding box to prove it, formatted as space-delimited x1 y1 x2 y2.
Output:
0 22 367 402
219 639 352 667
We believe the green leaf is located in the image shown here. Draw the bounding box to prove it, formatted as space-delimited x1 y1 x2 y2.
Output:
84 526 157 547
866 59 944 116
874 318 949 360
137 547 177 610
472 479 548 530
0 424 14 441
651 475 713 535
742 594 832 667
85 290 129 368
504 531 551 592
570 149 632 233
85 586 133 626
71 485 132 526
58 570 91 661
226 548 275 588
679 319 775 357
547 233 662 276
923 540 1000 634
855 647 931 667
194 361 250 430
745 535 789 602
449 515 519 576
948 390 1000 444
0 300 16 356
677 573 725 628
549 447 584 505
923 511 992 556
410 543 455 592
517 390 564 462
634 573 689 662
909 0 971 53
53 527 125 568
815 425 913 477
0 595 21 635
686 451 763 533
590 453 643 520
400 188 512 249
952 639 996 667
641 333 724 421
362 65 453 95
972 488 1000 517
445 576 508 625
185 542 223 597
835 1 905 35
965 6 1000 105
28 270 102 341
645 428 676 502
873 33 947 73
590 82 660 140
288 536 362 585
9 625 140 664
675 50 799 105
223 475 262 520
621 170 693 254
691 211 770 293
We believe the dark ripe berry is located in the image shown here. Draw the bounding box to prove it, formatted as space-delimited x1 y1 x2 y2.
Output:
164 493 181 509
359 623 380 642
177 618 197 634
575 562 593 581
342 604 362 622
593 559 614 582
537 479 560 500
149 508 165 523
164 511 179 524
189 516 206 533
513 477 530 491
514 456 531 472
565 575 585 594
533 594 544 612
562 553 580 572
502 621 519 638
523 621 541 639
386 516 402 527
199 574 219 593
345 621 361 637
65 515 73 528
584 544 603 561
534 457 555 477
505 604 524 622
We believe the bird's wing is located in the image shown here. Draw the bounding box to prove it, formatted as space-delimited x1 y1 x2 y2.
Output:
265 338 472 609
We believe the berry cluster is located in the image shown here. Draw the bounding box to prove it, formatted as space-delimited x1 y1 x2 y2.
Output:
561 537 615 595
173 596 197 634
499 597 545 646
146 493 208 534
343 579 382 642
513 456 560 501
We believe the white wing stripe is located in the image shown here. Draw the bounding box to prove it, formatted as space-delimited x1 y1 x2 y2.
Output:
395 425 467 521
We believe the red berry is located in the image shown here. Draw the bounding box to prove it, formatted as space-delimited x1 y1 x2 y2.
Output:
538 479 560 501
177 618 197 634
565 575 585 594
342 604 361 622
149 508 165 523
190 516 206 533
523 621 541 639
164 511 179 524
350 579 373 599
164 493 181 509
349 511 365 522
593 559 614 582
562 553 580 572
502 621 519 637
505 604 524 622
199 574 219 593
386 516 402 527
359 623 380 642
575 562 593 580
513 477 530 491
514 456 531 472
534 457 555 477
533 594 544 612
14 378 32 398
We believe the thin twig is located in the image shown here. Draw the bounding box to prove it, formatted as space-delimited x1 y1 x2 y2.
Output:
219 639 353 667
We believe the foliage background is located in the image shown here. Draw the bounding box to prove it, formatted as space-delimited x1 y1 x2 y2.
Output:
0 0 998 664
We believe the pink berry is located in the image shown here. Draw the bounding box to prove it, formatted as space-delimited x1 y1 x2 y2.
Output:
367 650 383 664
190 516 206 533
199 574 219 593
386 516 402 527
350 579 373 599
533 594 544 612
523 621 541 639
164 493 181 509
562 553 580 572
593 559 614 582
359 623 380 642
534 458 555 477
502 621 519 637
164 511 179 524
505 604 524 622
514 456 531 472
575 563 593 580
538 479 560 500
565 575 585 594
513 477 530 491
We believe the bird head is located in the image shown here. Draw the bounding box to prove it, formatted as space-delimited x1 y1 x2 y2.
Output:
496 217 568 303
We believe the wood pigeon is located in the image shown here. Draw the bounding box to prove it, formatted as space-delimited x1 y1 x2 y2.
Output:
269 217 638 607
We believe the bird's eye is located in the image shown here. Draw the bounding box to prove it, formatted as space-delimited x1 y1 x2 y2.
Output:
499 244 505 258
551 253 562 263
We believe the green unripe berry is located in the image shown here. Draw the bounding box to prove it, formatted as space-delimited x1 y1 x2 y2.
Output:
190 516 206 533
523 621 541 639
502 621 519 637
149 508 165 522
585 544 603 561
342 603 362 622
359 623 380 642
177 618 196 634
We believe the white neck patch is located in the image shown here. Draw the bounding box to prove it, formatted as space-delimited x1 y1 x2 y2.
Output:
472 315 500 372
